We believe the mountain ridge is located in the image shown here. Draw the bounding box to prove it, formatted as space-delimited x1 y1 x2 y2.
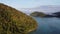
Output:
20 5 60 14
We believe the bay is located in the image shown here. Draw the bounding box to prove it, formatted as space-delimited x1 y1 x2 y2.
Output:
29 17 60 34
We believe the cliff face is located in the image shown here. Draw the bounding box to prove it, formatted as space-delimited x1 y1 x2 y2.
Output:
0 3 37 34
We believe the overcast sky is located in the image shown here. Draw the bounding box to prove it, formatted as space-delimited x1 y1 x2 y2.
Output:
0 0 60 9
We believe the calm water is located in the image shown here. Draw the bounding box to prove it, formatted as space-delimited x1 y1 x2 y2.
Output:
29 17 60 34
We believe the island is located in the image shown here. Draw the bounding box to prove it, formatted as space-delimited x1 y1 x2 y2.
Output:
30 12 46 17
0 3 37 34
30 12 54 17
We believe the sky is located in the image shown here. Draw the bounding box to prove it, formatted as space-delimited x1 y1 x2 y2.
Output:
0 0 60 9
0 0 60 14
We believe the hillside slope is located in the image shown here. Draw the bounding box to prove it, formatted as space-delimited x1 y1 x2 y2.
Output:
0 3 37 34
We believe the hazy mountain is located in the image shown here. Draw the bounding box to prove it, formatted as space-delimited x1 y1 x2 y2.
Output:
20 5 60 15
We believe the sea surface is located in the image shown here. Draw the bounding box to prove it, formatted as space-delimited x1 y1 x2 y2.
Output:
29 17 60 34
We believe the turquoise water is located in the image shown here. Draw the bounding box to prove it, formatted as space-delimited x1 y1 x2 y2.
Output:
29 17 60 34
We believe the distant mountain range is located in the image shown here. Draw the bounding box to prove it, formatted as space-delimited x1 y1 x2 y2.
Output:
30 11 60 18
20 5 60 15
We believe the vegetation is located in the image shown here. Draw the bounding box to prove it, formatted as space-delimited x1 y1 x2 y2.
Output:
30 12 46 17
30 12 55 18
0 3 37 34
